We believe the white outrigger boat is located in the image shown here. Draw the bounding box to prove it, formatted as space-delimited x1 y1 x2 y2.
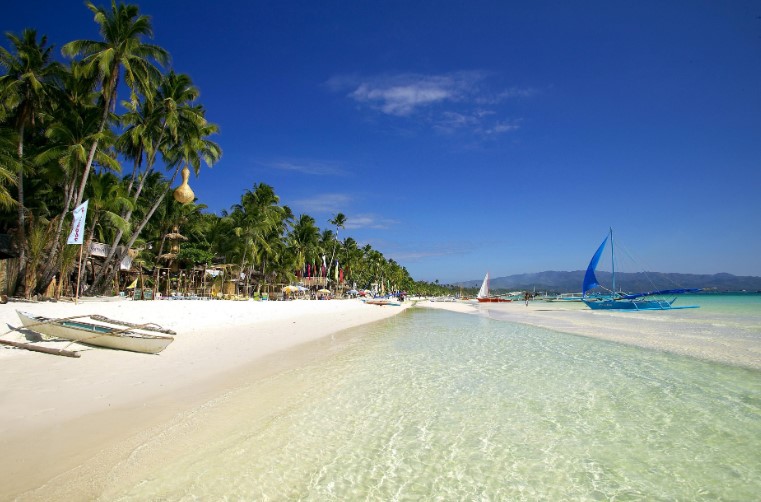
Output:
16 311 175 354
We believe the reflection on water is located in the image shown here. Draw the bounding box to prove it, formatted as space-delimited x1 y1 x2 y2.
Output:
110 308 761 500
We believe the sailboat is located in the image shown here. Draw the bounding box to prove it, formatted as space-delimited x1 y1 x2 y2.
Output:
477 273 512 303
582 229 701 311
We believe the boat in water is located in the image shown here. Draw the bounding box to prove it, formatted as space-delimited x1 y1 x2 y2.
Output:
582 229 701 311
477 273 512 303
17 311 175 354
545 292 585 302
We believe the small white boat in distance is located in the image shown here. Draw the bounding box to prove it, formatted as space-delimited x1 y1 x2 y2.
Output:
17 311 174 354
477 273 512 303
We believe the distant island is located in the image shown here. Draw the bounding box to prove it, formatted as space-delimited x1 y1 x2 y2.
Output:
456 271 761 294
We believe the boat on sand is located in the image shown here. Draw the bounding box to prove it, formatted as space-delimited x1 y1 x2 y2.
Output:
364 298 401 306
16 311 175 354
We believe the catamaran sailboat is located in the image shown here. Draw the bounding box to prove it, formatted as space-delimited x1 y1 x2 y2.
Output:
582 229 700 311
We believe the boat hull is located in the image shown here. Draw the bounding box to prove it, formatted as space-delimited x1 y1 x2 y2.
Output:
477 297 512 303
365 299 401 306
17 311 173 354
583 299 698 311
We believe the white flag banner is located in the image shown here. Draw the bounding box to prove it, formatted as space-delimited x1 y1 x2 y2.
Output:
67 200 89 245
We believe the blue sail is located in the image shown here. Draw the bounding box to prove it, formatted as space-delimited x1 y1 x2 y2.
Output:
582 235 608 297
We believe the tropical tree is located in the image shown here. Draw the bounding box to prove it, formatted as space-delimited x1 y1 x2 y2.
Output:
61 0 169 207
0 28 61 294
228 183 289 295
31 65 119 294
90 74 221 294
326 212 346 281
90 72 192 288
0 128 17 209
288 214 320 279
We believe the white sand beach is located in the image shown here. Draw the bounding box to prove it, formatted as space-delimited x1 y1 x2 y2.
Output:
0 297 411 500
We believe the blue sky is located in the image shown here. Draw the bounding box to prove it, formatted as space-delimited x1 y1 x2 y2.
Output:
6 1 761 283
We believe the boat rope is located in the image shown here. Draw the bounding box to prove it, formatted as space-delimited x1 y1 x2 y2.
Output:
88 315 177 335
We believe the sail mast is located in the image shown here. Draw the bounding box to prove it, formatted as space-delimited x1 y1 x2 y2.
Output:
610 227 615 294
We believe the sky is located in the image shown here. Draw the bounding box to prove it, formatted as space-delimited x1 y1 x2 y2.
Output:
5 0 761 283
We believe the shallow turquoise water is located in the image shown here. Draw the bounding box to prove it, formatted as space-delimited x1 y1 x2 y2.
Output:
113 306 761 501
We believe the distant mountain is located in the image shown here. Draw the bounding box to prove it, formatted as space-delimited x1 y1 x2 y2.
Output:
457 271 761 294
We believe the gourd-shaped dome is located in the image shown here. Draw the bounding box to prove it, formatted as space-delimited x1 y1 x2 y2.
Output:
173 166 195 204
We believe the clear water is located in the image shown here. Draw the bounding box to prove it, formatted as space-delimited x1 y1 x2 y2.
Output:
109 304 761 501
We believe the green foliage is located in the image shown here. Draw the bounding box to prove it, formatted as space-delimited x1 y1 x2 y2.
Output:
0 2 424 298
176 246 212 266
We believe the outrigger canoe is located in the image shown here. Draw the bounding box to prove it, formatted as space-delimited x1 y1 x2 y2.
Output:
16 311 174 354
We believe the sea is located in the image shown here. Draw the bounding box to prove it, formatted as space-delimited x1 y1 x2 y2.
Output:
106 294 760 501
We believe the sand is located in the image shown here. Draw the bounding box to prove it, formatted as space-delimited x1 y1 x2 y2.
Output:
0 296 412 500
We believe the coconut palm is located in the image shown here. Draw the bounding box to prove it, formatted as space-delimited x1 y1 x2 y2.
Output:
326 212 346 281
91 99 220 294
0 128 17 210
62 1 169 207
229 183 287 295
289 214 320 278
31 68 120 294
0 29 61 293
93 72 204 291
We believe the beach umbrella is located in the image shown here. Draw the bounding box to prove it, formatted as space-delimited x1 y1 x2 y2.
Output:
318 288 330 294
347 289 358 294
282 285 298 293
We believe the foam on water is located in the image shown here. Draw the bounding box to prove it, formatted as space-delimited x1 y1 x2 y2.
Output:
106 306 761 500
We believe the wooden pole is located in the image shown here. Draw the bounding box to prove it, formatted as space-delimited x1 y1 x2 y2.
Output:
74 244 84 304
0 339 80 358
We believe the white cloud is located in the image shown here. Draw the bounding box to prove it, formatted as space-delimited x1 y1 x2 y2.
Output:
328 71 533 137
292 193 352 214
340 72 483 117
263 160 345 176
344 213 398 230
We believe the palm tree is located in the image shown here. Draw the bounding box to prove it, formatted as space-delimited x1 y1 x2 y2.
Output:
62 1 169 207
0 128 17 210
229 183 287 296
31 67 119 294
288 214 320 280
91 100 220 294
93 72 203 290
326 212 346 282
0 29 61 294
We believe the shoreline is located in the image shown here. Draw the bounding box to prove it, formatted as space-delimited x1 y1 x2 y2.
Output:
418 299 761 371
0 297 412 500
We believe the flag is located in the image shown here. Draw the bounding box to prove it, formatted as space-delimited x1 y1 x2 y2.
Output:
334 261 339 281
67 200 88 245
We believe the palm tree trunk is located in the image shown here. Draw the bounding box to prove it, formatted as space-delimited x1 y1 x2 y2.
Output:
34 180 77 295
74 68 118 207
13 123 28 297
